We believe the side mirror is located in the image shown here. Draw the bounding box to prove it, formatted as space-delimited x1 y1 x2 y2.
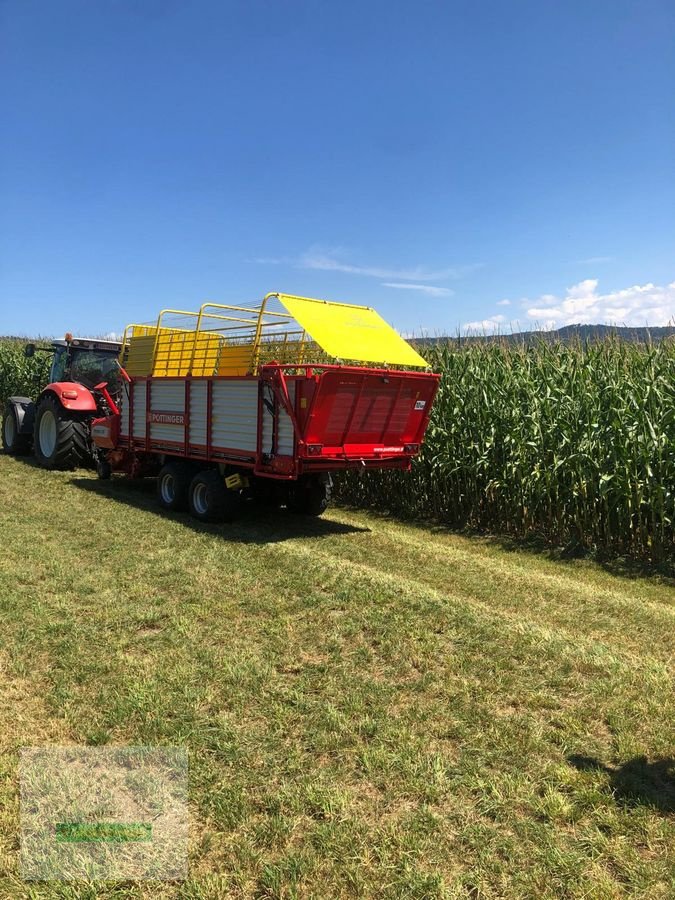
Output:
24 343 36 358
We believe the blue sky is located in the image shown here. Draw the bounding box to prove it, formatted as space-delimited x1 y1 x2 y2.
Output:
1 0 674 337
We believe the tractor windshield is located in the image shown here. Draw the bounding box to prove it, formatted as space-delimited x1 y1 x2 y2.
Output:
50 346 68 382
70 349 121 390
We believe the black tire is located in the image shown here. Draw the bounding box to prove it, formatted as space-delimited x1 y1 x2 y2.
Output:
252 477 282 509
287 476 332 517
157 461 193 511
2 404 32 456
96 457 112 480
33 394 90 470
188 469 241 523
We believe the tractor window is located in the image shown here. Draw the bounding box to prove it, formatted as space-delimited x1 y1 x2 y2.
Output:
70 350 120 390
50 347 68 383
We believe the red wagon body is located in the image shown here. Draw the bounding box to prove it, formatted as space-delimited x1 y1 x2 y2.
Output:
91 293 440 520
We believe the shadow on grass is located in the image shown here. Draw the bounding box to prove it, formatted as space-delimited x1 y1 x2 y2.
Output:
2 450 45 467
7 453 672 576
568 754 675 814
335 500 675 583
489 531 675 582
69 475 370 544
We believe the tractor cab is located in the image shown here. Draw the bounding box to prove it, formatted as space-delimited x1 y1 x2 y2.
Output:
25 335 123 393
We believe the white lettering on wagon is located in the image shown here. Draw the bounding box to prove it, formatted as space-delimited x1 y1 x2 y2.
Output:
149 412 185 426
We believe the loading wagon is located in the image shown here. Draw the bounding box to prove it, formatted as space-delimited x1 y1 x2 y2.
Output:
90 292 440 520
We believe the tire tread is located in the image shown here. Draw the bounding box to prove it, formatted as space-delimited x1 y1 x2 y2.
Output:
34 395 91 470
2 404 32 456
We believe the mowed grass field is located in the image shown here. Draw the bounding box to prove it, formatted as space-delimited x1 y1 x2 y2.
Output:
0 455 673 899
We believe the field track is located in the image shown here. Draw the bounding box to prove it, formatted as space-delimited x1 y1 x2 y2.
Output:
0 455 673 898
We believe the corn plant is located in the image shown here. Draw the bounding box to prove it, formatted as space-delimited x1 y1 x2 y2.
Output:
335 338 675 562
0 338 51 406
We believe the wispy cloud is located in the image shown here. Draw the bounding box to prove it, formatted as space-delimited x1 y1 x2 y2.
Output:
575 255 614 265
253 247 480 283
251 256 289 265
381 282 453 297
496 299 511 306
463 314 507 332
524 278 675 327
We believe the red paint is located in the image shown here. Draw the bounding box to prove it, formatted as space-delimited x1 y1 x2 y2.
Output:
41 382 97 412
98 363 440 481
90 415 120 449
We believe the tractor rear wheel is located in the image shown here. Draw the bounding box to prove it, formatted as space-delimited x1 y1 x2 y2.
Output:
188 469 241 523
157 461 192 511
287 476 332 517
2 404 31 456
33 394 90 470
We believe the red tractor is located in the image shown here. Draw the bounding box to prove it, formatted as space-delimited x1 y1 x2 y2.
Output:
2 335 122 469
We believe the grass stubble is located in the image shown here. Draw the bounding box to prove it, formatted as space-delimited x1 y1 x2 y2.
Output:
0 456 672 898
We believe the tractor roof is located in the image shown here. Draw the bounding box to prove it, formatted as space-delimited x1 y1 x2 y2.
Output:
52 337 122 351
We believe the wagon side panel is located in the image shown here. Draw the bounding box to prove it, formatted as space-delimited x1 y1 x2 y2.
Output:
261 381 296 457
188 380 208 449
211 380 258 454
149 379 186 445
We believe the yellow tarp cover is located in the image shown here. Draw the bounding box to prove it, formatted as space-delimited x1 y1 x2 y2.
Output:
277 294 428 368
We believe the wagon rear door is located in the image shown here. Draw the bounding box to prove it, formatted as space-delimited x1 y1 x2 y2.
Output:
302 370 438 457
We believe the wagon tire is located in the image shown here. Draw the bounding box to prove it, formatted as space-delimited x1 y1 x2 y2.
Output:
2 404 32 456
253 478 282 509
33 394 90 470
188 469 241 523
287 476 332 517
157 461 192 511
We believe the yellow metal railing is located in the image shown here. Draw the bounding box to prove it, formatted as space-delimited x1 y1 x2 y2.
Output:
120 296 315 378
120 292 429 377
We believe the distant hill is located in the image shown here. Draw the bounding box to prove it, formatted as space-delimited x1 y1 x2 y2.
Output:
5 323 675 348
417 324 675 347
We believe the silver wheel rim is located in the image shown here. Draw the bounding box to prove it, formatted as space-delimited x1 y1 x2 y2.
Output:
39 410 57 457
4 414 15 447
160 472 176 504
193 482 208 515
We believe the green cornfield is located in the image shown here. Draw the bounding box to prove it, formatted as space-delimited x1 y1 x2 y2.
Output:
0 338 50 408
336 339 675 563
3 334 674 561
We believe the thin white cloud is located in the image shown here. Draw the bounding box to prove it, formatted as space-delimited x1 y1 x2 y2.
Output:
463 314 506 332
382 282 454 297
253 247 480 283
250 256 289 265
524 278 675 327
496 299 511 306
575 255 614 265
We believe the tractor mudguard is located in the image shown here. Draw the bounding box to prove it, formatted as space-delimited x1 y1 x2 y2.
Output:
40 383 97 413
6 397 35 434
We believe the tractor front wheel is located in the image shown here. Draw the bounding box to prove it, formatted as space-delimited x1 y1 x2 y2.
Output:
33 394 89 470
2 403 31 456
